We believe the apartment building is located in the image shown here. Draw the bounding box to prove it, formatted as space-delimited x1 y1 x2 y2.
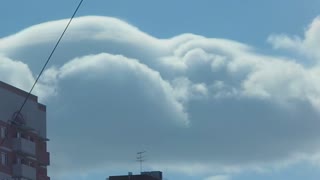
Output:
0 81 50 180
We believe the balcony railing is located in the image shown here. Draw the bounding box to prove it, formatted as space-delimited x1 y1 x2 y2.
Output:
13 164 36 180
12 138 36 157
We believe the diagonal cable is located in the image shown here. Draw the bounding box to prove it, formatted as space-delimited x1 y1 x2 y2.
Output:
0 0 84 146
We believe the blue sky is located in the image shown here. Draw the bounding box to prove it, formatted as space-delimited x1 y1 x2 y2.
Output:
2 0 320 42
1 1 320 180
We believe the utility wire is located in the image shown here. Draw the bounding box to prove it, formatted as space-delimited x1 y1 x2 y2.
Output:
0 0 84 146
19 0 84 114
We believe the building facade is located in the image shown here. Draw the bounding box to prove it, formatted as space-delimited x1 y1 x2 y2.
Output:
0 81 50 180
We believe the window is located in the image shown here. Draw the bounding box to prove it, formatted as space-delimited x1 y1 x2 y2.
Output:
1 152 8 166
0 126 6 138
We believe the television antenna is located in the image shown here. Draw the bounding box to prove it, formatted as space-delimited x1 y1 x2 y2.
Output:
136 151 146 173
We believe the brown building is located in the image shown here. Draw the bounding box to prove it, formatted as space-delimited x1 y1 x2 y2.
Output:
0 81 50 180
109 171 162 180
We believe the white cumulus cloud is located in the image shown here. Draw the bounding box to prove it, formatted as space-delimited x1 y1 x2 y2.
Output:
2 15 320 179
268 16 320 61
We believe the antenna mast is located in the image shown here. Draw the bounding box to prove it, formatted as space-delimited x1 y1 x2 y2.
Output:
136 151 146 173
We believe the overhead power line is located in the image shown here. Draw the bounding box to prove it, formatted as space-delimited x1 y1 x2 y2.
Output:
0 0 84 146
19 0 84 114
